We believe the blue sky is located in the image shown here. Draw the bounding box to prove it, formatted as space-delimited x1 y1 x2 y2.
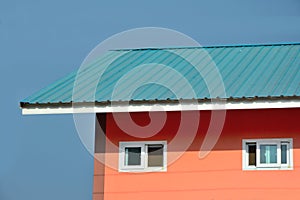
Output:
0 0 300 199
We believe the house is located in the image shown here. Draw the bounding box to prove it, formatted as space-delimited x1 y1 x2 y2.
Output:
20 43 300 200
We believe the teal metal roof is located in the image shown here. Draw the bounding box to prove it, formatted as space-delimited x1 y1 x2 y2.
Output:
20 43 300 107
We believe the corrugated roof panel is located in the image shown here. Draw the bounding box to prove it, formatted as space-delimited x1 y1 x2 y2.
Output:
21 43 300 106
232 46 279 97
226 48 269 98
214 47 251 97
285 54 300 95
261 45 298 96
274 45 300 96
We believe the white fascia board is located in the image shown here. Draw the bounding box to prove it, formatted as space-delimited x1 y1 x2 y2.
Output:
21 100 300 115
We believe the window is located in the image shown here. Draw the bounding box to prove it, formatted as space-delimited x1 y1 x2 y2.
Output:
119 141 167 172
242 138 293 170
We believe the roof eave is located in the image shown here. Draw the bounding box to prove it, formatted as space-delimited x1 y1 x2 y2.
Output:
20 96 300 115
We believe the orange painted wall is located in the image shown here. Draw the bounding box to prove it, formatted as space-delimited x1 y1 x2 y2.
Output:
93 108 300 200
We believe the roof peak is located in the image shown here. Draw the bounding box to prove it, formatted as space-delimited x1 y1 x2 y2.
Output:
112 42 300 51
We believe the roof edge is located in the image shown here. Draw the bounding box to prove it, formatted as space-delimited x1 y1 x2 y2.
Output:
20 96 300 109
20 97 300 115
111 42 300 51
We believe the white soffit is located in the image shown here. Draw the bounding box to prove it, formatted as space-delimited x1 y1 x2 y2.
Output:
21 100 300 115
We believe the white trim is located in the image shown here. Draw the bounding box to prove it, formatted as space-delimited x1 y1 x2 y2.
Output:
242 138 293 171
22 99 300 115
119 141 167 172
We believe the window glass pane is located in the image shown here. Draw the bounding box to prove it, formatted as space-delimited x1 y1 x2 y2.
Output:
125 147 141 166
248 144 256 166
260 145 277 164
148 144 163 167
281 144 288 164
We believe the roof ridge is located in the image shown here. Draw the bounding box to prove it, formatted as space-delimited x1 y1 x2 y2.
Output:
111 42 300 51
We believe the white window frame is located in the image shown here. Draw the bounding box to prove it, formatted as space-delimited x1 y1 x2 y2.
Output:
119 141 167 172
242 138 293 170
120 143 145 170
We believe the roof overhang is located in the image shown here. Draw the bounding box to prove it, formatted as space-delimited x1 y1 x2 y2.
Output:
20 97 300 115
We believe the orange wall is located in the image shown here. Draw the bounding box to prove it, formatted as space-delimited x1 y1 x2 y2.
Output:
93 108 300 200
